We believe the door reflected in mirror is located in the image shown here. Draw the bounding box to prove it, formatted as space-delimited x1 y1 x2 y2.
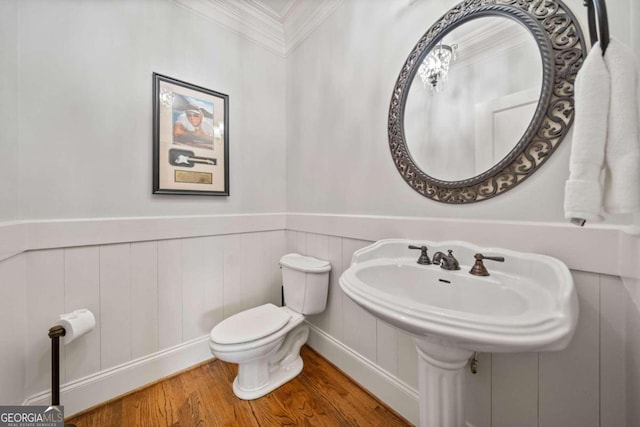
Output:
404 17 543 182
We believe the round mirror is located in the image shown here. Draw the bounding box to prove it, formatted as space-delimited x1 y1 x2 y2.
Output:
404 16 543 182
388 1 586 203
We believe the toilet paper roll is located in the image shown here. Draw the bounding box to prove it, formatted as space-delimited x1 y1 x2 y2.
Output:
58 309 96 345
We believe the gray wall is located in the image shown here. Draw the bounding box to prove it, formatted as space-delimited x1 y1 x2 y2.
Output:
284 0 635 224
0 0 19 221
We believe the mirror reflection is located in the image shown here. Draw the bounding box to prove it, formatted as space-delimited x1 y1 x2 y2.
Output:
404 17 543 182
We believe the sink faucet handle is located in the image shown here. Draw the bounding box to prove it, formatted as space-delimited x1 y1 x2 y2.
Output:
408 245 432 265
469 253 505 276
444 249 460 270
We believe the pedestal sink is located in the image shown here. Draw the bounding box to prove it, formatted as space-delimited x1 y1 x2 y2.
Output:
339 239 578 427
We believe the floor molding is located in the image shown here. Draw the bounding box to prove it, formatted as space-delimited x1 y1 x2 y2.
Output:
23 336 212 417
305 322 419 425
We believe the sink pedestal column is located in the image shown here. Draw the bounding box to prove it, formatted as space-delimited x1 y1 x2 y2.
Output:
414 339 473 427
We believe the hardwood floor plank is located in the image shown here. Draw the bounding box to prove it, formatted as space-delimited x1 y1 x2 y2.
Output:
299 348 408 427
67 345 412 427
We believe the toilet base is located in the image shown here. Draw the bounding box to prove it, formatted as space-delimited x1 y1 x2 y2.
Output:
230 323 309 400
232 355 303 400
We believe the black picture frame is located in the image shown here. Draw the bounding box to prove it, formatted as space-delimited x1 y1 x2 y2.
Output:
153 73 229 196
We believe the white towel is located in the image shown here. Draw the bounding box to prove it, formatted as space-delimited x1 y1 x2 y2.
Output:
603 38 640 214
564 42 609 222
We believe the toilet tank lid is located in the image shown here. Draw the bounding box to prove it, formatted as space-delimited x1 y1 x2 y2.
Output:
210 303 290 345
280 253 331 273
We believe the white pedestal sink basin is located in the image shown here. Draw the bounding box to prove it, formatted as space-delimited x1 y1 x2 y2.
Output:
339 239 578 427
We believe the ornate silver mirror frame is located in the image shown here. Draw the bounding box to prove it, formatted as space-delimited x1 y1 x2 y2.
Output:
388 0 586 203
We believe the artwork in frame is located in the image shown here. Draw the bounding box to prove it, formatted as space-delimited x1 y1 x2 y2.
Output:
153 73 229 196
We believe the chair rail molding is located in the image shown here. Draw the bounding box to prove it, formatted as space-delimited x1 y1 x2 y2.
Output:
0 221 26 261
2 212 639 283
0 213 286 260
285 213 637 279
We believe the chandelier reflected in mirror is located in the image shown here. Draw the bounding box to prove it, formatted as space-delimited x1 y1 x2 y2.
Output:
418 43 458 92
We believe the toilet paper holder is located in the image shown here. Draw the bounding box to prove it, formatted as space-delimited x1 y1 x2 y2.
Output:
47 308 95 426
48 325 76 427
47 325 66 408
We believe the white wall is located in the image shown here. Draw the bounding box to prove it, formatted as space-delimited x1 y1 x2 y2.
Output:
0 0 19 221
285 0 633 224
17 0 285 220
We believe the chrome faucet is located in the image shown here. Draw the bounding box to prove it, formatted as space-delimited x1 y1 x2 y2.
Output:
432 249 460 271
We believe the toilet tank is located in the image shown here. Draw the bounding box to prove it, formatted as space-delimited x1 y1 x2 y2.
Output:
280 253 331 315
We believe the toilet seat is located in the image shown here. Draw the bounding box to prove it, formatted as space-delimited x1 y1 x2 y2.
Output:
210 303 291 345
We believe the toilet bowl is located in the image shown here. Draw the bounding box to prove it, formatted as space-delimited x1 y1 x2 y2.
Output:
209 253 331 400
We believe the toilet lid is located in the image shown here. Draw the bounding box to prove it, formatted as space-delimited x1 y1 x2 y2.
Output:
210 303 291 345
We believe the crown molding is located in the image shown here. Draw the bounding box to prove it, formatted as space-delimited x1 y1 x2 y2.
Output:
170 0 342 57
282 0 343 54
171 0 285 55
245 0 296 21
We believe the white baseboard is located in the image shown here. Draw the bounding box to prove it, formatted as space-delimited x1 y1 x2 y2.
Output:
305 322 419 425
23 336 212 417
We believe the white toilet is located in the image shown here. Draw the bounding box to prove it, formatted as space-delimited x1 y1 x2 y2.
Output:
209 253 331 400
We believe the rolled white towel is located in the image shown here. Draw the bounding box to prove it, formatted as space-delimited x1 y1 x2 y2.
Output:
564 42 609 222
603 38 640 214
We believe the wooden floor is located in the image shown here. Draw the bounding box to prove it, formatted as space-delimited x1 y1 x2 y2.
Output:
66 346 412 426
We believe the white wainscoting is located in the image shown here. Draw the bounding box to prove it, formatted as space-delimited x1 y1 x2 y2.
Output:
0 229 285 416
24 336 211 417
288 230 631 427
0 253 27 405
0 212 639 425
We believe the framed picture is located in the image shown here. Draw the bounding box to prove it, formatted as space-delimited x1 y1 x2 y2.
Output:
152 73 229 196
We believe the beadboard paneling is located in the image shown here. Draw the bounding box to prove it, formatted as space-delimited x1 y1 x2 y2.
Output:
294 231 631 427
599 275 626 427
1 223 636 424
376 321 399 376
464 352 491 427
99 244 132 370
305 234 344 339
539 271 600 427
12 230 286 409
158 239 183 349
492 353 538 427
222 234 245 317
341 238 376 362
266 230 286 307
64 246 101 381
626 293 640 425
130 241 159 359
203 236 225 337
182 237 211 341
25 250 66 397
397 331 418 390
0 254 26 405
